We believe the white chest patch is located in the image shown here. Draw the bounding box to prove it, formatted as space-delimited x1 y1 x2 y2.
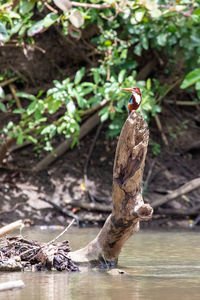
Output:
132 91 141 104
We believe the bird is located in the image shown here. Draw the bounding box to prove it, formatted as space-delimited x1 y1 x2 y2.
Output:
122 87 142 115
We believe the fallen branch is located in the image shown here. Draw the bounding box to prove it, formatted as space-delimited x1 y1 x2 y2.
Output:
0 220 24 238
152 177 200 208
34 111 100 171
70 200 112 212
157 204 200 216
39 197 79 225
0 280 25 292
165 100 200 106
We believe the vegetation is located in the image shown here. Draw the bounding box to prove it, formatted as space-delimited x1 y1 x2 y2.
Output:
0 0 200 160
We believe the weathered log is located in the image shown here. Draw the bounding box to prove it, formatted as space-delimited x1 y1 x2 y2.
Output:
0 280 24 292
69 112 153 264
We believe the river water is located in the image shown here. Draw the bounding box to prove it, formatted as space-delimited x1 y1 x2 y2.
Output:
0 228 200 300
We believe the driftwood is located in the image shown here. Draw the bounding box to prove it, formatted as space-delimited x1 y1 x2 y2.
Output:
69 112 153 264
152 177 200 208
0 220 24 238
0 280 25 292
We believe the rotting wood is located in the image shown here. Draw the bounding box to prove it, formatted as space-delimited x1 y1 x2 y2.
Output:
152 177 200 208
69 112 153 265
34 111 100 172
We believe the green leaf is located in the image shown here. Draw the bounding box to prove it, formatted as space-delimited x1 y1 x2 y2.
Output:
26 135 37 144
0 87 5 99
0 102 6 112
16 92 36 101
27 13 59 36
146 78 151 90
134 44 142 56
66 100 76 113
0 22 9 42
181 69 200 89
13 108 26 114
74 67 85 85
195 81 200 90
48 99 61 114
19 0 35 15
93 71 100 85
27 100 37 115
118 70 126 84
135 8 145 22
157 33 168 46
17 133 24 145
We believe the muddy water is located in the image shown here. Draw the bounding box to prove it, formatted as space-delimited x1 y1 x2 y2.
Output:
0 228 200 300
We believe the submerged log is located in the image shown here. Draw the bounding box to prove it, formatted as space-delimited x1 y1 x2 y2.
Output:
69 112 153 265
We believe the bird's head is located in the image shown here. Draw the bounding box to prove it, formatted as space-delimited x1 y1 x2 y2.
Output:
122 87 141 96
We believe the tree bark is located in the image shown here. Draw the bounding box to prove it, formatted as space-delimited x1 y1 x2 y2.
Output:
69 112 153 265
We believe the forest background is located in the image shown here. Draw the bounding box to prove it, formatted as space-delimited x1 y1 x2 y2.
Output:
0 0 200 228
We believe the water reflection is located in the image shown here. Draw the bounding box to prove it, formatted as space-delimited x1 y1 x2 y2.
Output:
0 229 200 300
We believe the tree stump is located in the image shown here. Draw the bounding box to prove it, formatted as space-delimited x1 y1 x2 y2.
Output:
69 112 153 265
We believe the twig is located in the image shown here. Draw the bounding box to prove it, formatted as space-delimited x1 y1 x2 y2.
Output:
152 177 200 208
42 0 58 14
39 197 79 225
0 280 25 292
71 2 111 9
47 219 75 245
80 99 107 117
9 83 22 109
0 220 24 238
154 114 168 146
165 100 200 106
0 76 18 87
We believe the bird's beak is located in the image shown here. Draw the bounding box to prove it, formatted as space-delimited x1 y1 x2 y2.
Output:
122 88 134 92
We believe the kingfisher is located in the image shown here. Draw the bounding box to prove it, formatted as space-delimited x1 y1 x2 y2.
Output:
122 87 142 115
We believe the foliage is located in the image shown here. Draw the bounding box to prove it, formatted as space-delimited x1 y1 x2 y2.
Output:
0 0 200 154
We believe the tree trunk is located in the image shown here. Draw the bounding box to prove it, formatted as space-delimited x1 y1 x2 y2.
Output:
69 112 153 265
